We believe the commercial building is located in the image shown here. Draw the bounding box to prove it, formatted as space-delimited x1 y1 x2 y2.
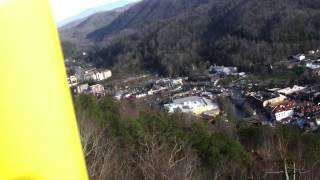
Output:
84 69 112 82
90 84 105 96
164 96 220 115
272 101 296 121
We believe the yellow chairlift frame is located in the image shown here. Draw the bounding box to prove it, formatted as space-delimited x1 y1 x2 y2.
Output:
0 0 88 179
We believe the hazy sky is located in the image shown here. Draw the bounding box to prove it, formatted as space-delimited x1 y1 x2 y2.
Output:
49 0 139 23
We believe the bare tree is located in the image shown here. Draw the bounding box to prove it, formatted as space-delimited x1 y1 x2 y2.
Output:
78 113 134 180
137 135 199 180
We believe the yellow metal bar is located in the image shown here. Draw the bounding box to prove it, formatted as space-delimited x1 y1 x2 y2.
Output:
0 0 88 179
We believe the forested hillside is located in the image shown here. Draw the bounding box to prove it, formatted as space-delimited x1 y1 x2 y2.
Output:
61 0 320 75
76 94 320 180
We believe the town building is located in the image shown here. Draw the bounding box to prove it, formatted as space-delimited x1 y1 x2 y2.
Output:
306 62 320 69
209 65 238 75
306 62 320 76
84 68 112 82
277 85 307 95
271 101 296 121
308 50 316 55
90 84 105 96
68 75 78 87
293 54 306 61
164 96 220 115
76 84 89 94
295 101 320 117
247 91 289 110
263 94 288 107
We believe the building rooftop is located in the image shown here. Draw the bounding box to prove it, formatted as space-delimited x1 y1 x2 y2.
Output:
272 101 296 113
277 85 307 95
173 96 206 104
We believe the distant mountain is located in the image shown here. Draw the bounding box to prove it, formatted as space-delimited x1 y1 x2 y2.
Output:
59 3 135 43
58 0 140 27
61 0 320 76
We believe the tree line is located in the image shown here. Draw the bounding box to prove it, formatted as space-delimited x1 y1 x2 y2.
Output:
60 0 320 76
75 94 320 180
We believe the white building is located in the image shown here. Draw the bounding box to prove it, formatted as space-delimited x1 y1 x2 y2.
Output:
135 93 147 99
277 85 306 95
148 86 168 95
306 62 320 69
238 72 247 77
172 78 184 86
293 54 306 61
316 117 320 126
274 109 294 121
84 69 112 82
210 65 238 75
90 84 105 96
76 84 89 94
95 70 112 81
272 101 296 121
68 75 78 87
164 96 219 115
308 50 316 55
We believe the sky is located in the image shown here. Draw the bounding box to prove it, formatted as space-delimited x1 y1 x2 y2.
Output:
49 0 139 23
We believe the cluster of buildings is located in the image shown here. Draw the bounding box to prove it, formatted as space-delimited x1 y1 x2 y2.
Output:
106 75 226 119
67 67 112 96
247 85 320 129
209 64 246 77
290 49 320 76
113 77 186 100
107 64 250 119
68 67 112 87
64 56 320 129
75 83 105 96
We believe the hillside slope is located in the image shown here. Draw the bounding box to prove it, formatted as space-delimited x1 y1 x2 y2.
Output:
87 0 210 40
62 0 320 75
59 3 135 43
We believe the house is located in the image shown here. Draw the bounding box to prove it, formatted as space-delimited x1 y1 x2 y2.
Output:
308 50 316 55
84 68 112 82
68 75 78 87
277 85 307 95
76 84 89 94
307 63 320 76
148 86 168 95
172 78 184 86
293 54 306 61
315 113 320 126
238 72 247 77
95 70 112 81
306 63 320 76
135 93 148 99
272 101 296 121
164 96 220 115
209 65 238 75
306 62 320 69
90 84 105 96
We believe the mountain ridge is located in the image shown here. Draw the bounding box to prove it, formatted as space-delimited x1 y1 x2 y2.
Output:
61 0 320 76
59 3 136 43
58 0 140 27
